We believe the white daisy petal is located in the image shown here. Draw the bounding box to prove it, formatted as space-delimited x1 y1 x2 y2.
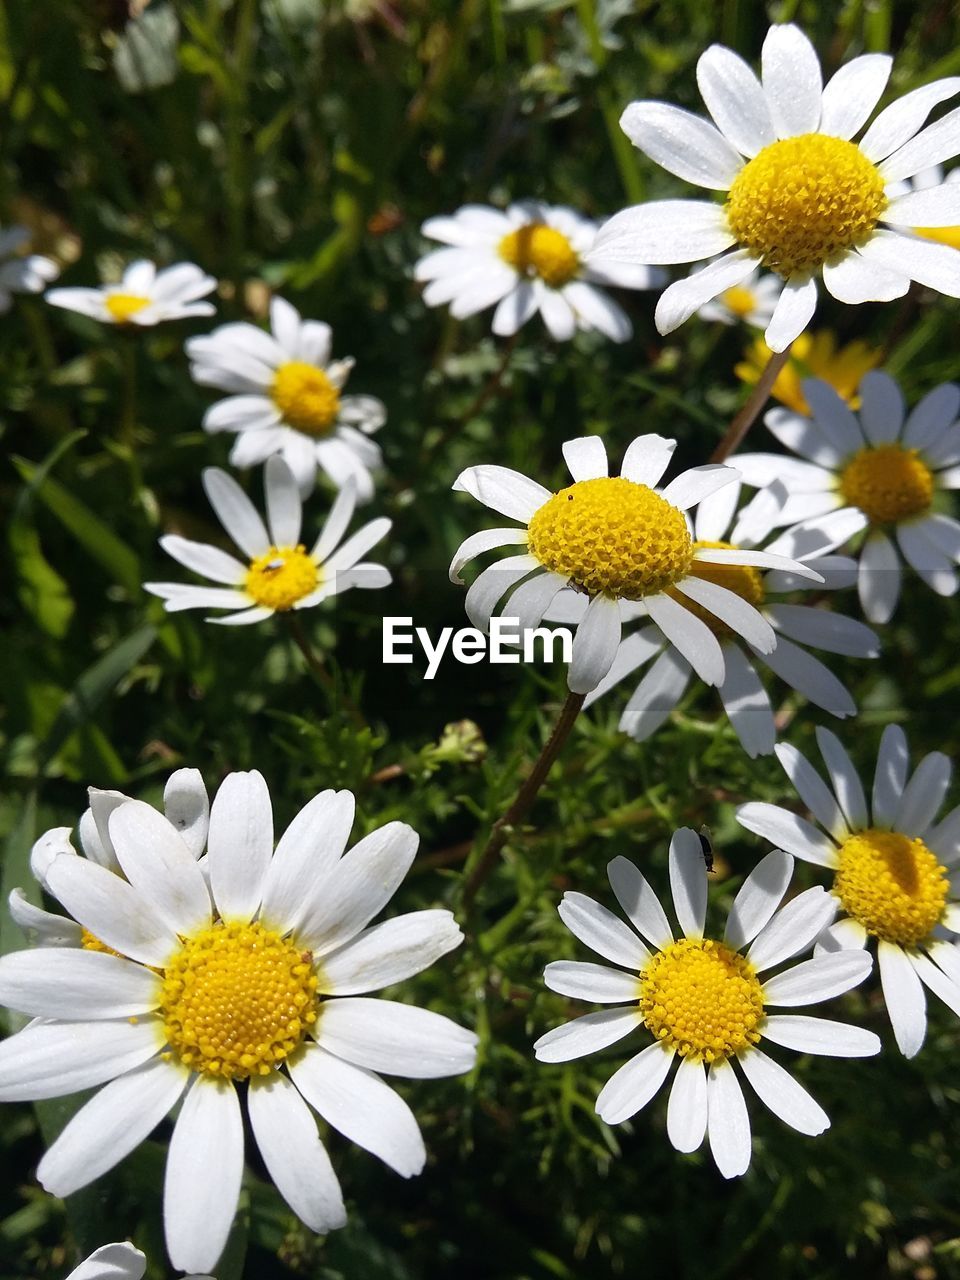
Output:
706 1058 751 1178
645 592 725 687
723 849 794 951
822 250 909 304
747 887 837 972
491 281 539 336
815 727 869 830
592 201 736 266
904 383 960 448
263 455 302 547
762 950 873 1006
562 281 633 342
449 528 529 584
0 949 159 1020
928 806 960 863
163 769 210 859
768 604 879 658
453 464 551 522
873 723 909 827
568 594 622 694
655 250 759 334
858 371 906 444
0 1018 162 1102
668 828 708 938
858 530 902 623
66 1244 145 1280
595 1042 674 1125
108 801 211 938
620 646 691 741
619 102 743 189
735 802 838 866
201 468 270 559
761 23 822 139
818 54 891 140
558 892 650 969
8 891 81 948
207 771 273 922
534 1007 643 1063
45 857 176 967
880 104 960 182
158 536 246 586
738 1048 828 1135
764 275 817 352
762 1014 879 1057
607 856 674 949
582 627 663 709
909 951 960 1020
667 1055 708 1153
878 940 927 1057
718 644 776 758
675 577 775 653
465 557 542 632
620 435 677 486
506 570 569 634
861 77 960 162
314 998 477 1078
757 634 855 717
318 910 462 996
259 790 355 933
774 744 848 838
562 436 608 482
543 960 640 1004
897 522 958 595
696 44 775 157
894 751 952 835
859 229 960 297
886 183 960 228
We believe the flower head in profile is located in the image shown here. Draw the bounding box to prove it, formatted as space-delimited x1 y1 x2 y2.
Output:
594 23 960 350
695 268 780 328
736 331 883 416
144 455 391 625
535 830 879 1177
549 478 878 757
450 435 820 695
186 298 385 499
0 224 59 312
415 201 663 343
0 770 476 1273
47 260 216 326
737 727 960 1058
734 371 960 622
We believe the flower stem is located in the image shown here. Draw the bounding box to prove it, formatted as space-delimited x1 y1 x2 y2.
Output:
119 337 146 503
423 333 518 465
462 690 585 909
710 343 792 463
285 614 367 731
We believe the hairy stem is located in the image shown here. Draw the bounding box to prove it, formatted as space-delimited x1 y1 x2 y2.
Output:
710 343 792 463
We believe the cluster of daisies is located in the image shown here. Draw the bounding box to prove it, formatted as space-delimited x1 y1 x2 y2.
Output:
6 18 960 1280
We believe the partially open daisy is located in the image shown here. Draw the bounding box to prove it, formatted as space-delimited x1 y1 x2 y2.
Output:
736 330 883 417
0 771 476 1273
695 268 780 328
0 224 58 312
46 260 216 326
593 23 960 350
186 298 385 499
450 435 821 695
535 830 878 1177
733 371 960 622
737 727 960 1058
415 201 663 343
144 455 391 625
547 479 878 757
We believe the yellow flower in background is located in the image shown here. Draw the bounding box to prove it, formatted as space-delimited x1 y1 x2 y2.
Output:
735 331 883 415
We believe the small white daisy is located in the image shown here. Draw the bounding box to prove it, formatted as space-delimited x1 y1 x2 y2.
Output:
64 1242 210 1280
738 727 960 1059
144 455 391 625
593 23 960 350
186 297 386 500
46 259 216 326
415 200 663 343
450 434 821 696
0 225 59 312
535 829 879 1178
547 478 878 757
695 267 780 328
0 770 476 1273
733 370 960 622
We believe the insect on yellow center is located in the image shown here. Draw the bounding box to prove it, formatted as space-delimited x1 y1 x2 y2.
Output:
498 223 580 288
526 476 693 599
160 919 319 1080
725 135 887 278
105 293 151 323
246 545 319 611
639 937 765 1063
271 361 341 436
839 444 934 525
834 828 949 947
721 285 758 318
671 539 765 636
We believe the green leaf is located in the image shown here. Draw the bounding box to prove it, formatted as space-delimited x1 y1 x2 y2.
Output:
8 519 74 639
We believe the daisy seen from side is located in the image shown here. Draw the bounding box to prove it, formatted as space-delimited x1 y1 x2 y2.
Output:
63 1242 210 1280
46 259 216 326
535 829 879 1177
0 224 59 311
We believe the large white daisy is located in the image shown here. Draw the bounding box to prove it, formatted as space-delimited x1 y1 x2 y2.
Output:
0 224 59 312
415 200 663 343
547 478 878 757
737 726 960 1058
733 371 960 622
0 771 476 1273
450 434 820 696
186 297 386 500
535 829 879 1177
144 455 391 625
593 23 960 350
46 260 216 326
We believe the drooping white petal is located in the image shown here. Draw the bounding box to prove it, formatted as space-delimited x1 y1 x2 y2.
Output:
735 802 839 866
756 634 856 717
764 275 818 352
619 102 743 189
568 595 621 694
668 827 708 938
718 644 776 758
858 530 902 623
558 892 650 969
738 1048 828 1135
595 1042 674 1125
644 592 725 687
859 229 960 298
607 855 674 950
533 1007 643 1063
878 940 927 1057
706 1059 751 1178
768 604 879 659
822 251 909 304
674 576 775 653
313 998 477 1078
667 1055 708 1153
656 250 762 333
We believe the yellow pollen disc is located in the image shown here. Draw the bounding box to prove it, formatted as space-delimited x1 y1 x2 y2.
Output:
639 938 764 1063
271 361 341 436
105 293 151 323
670 539 765 636
722 285 757 318
526 476 693 599
725 135 887 278
160 919 319 1080
498 224 580 288
834 828 949 947
246 545 319 611
839 444 934 525
916 225 960 252
80 927 125 958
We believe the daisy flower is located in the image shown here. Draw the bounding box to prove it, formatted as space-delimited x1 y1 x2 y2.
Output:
534 829 879 1177
64 1242 210 1280
546 479 878 757
735 330 883 417
46 259 216 326
450 434 821 696
737 727 960 1058
0 770 476 1273
888 164 960 251
733 370 960 622
0 224 59 312
186 297 386 500
695 268 780 327
593 23 960 350
415 200 663 343
144 455 391 625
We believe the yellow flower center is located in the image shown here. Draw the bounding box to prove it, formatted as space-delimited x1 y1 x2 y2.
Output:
721 285 758 318
271 361 341 436
834 828 949 947
246 545 319 611
725 135 887 278
639 938 764 1063
105 293 151 323
160 920 319 1080
526 476 693 599
916 225 960 251
671 539 765 636
839 444 934 525
498 224 580 288
80 928 125 958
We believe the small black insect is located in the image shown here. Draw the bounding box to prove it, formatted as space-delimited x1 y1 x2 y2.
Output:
698 825 715 874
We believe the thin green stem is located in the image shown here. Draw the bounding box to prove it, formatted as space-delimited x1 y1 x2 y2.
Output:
286 614 367 731
710 344 792 463
119 338 145 502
